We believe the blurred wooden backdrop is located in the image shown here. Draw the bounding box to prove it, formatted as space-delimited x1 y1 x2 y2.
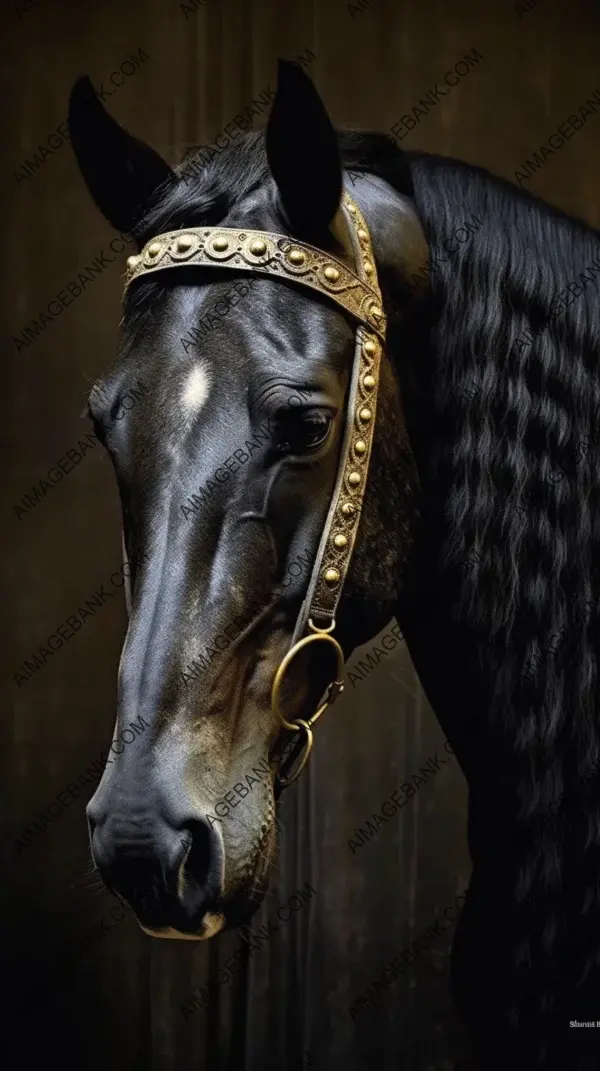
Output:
2 0 599 1068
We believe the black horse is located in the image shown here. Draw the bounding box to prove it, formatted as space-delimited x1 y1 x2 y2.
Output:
68 60 600 1071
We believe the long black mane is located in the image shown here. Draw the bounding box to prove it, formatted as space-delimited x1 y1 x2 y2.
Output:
365 137 600 1063
407 149 600 1066
130 128 600 1064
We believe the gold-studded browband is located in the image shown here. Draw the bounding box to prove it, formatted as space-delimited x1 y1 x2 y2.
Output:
122 190 385 788
123 198 386 341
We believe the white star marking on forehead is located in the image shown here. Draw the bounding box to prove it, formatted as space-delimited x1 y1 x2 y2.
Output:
182 363 211 416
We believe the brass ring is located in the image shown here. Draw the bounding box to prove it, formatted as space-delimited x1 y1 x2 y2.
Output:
271 631 345 732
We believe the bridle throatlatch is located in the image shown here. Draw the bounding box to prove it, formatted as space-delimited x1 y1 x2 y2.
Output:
123 190 386 792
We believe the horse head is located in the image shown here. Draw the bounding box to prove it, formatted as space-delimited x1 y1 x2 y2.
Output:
68 60 427 938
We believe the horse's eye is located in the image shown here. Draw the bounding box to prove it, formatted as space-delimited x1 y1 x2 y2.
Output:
271 408 333 455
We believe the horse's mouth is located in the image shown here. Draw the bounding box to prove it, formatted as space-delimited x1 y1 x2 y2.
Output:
131 862 271 941
139 911 227 941
136 893 266 941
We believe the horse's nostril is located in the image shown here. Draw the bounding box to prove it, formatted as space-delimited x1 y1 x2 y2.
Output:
180 819 212 890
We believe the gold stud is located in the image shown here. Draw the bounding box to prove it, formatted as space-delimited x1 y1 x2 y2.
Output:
359 407 372 423
341 502 356 518
370 305 383 321
357 228 368 241
333 533 348 549
289 248 306 265
324 265 340 282
363 374 376 390
213 237 228 251
148 242 161 257
347 204 357 215
250 239 267 256
364 261 373 275
363 340 376 356
176 235 194 253
127 255 140 270
348 471 361 487
354 439 367 456
324 567 340 585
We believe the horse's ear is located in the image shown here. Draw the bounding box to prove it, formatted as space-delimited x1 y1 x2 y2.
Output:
266 60 342 238
68 76 175 237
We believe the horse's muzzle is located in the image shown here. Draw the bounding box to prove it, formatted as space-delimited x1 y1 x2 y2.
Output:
87 804 225 935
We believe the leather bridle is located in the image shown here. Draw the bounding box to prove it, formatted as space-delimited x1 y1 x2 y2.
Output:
121 190 387 792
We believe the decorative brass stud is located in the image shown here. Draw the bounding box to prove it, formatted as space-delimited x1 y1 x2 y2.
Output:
127 255 140 270
333 533 348 549
324 265 340 282
369 305 383 321
359 407 372 423
363 340 377 356
348 471 361 487
213 237 229 251
148 242 162 257
347 203 357 215
363 374 376 391
357 228 368 241
354 439 367 456
288 248 306 265
341 502 356 518
364 261 373 275
324 567 340 585
250 239 267 255
176 235 194 253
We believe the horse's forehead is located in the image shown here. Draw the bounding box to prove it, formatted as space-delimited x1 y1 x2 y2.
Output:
154 271 350 371
218 180 277 228
119 291 294 433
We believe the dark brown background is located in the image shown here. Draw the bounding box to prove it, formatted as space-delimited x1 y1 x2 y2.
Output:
2 0 599 1068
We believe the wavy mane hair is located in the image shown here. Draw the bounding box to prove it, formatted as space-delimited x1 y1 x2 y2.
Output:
392 144 600 1065
129 128 600 1067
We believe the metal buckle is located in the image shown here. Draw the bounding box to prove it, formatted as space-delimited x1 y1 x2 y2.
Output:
271 619 345 790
